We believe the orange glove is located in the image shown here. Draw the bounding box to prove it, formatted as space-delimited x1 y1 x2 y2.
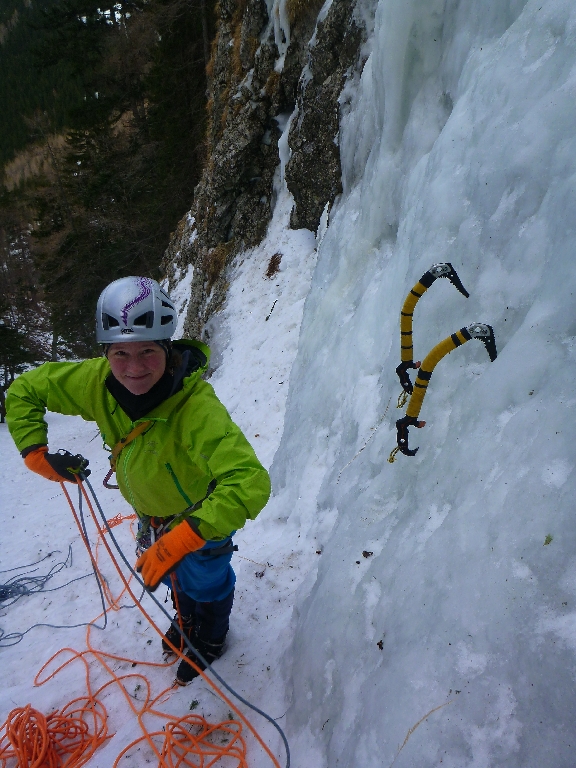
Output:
23 445 90 482
136 521 205 591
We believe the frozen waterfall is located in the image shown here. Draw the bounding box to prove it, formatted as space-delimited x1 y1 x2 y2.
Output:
269 0 576 765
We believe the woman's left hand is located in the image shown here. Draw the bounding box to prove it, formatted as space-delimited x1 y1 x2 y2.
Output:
136 521 205 591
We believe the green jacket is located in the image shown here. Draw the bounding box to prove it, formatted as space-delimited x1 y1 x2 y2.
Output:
5 339 271 541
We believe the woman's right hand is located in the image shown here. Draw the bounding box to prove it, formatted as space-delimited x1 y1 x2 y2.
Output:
22 445 90 482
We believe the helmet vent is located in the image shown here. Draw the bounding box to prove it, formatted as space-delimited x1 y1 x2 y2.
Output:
161 300 175 309
161 314 174 325
133 311 155 328
103 313 119 329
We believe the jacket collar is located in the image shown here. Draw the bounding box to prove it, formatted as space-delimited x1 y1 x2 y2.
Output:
106 339 210 421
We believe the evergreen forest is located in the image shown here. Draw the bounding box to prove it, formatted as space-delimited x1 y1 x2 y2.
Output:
0 0 216 416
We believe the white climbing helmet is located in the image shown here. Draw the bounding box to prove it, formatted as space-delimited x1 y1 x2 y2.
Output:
95 276 177 343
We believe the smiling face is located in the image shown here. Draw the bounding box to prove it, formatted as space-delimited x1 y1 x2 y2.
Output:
107 341 167 395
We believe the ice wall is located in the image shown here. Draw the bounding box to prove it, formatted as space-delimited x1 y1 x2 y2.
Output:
271 0 576 765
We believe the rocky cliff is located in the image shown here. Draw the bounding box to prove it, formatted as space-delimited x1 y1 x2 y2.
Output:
162 0 366 339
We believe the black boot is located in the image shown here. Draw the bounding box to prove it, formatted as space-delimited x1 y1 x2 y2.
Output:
175 632 227 685
162 614 195 655
162 590 198 655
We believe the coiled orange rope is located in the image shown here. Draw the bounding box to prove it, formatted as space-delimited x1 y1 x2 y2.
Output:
0 699 107 768
0 479 283 768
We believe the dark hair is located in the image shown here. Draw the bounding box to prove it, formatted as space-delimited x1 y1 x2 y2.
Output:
167 349 182 373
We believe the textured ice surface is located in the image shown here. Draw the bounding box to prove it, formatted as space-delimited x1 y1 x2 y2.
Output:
270 0 576 766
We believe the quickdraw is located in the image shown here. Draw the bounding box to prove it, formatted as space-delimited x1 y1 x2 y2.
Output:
397 263 469 397
395 323 497 456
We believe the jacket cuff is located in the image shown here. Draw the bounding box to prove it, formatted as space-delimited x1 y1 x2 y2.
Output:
185 517 203 537
21 443 48 459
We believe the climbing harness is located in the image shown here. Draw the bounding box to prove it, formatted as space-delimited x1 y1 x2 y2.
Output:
392 323 497 458
198 540 238 557
135 478 221 557
397 263 469 397
137 516 237 559
103 420 152 488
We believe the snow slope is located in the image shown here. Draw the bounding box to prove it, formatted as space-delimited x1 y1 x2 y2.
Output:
2 0 576 766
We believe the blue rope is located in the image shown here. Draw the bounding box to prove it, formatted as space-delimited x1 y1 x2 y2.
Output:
0 547 75 606
0 484 118 647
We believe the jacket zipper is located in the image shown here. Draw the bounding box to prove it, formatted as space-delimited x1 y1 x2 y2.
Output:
165 462 193 506
118 420 155 509
121 440 139 509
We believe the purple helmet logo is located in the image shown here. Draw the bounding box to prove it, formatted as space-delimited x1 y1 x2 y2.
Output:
121 277 152 326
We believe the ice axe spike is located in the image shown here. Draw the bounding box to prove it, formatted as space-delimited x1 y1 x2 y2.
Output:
429 262 470 298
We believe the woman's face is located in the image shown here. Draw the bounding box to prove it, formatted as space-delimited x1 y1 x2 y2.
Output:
107 341 166 395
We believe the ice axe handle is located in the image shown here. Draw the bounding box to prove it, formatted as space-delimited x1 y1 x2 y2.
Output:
396 361 421 395
396 415 425 456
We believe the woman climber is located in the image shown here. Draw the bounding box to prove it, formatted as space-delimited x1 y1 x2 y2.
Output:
5 276 271 685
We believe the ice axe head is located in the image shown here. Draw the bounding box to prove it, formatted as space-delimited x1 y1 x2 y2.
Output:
429 262 470 298
466 323 497 361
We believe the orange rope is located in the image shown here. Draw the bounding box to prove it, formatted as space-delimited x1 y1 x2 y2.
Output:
115 715 247 767
0 479 283 768
0 699 108 768
105 512 137 530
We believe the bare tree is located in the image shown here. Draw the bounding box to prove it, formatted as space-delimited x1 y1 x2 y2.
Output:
0 216 50 420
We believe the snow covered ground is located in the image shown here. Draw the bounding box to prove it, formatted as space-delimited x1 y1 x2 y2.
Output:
2 0 576 766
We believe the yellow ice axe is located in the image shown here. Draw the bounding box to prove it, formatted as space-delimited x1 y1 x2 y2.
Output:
397 263 469 395
395 323 497 456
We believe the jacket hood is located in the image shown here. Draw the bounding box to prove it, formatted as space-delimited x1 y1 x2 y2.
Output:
170 339 210 395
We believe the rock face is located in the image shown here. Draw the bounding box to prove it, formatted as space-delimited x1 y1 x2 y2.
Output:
285 1 363 231
162 0 366 339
